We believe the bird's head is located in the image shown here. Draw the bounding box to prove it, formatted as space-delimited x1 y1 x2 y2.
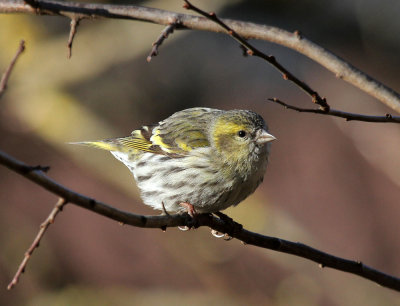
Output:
211 110 276 171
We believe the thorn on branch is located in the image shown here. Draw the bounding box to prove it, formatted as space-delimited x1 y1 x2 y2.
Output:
7 198 67 290
336 72 343 79
21 164 51 174
147 20 180 62
0 40 25 99
24 0 40 11
89 199 96 208
32 165 51 172
67 17 81 59
239 45 248 57
294 30 302 39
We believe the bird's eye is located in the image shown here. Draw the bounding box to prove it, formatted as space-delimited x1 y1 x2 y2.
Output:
237 130 247 138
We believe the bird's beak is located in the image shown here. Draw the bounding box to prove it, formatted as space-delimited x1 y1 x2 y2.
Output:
256 129 276 144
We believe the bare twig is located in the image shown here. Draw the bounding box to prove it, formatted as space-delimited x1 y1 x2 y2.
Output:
269 98 400 123
1 149 400 292
0 40 25 99
7 197 67 290
1 0 400 113
183 0 330 110
161 201 170 216
67 16 81 59
147 20 180 62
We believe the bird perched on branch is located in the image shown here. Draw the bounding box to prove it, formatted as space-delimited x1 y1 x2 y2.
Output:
72 107 275 215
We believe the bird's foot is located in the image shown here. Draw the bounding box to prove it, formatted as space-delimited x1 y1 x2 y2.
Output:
178 202 198 231
179 202 197 217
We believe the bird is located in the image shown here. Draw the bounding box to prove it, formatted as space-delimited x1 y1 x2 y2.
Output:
72 107 276 215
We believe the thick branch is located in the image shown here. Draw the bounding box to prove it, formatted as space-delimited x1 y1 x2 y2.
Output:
1 149 400 292
269 98 400 123
1 0 400 113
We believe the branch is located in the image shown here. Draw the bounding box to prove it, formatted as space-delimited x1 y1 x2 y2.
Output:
1 149 400 292
269 98 400 123
67 16 81 59
0 40 25 99
183 0 330 110
147 19 180 62
1 0 400 113
7 197 67 290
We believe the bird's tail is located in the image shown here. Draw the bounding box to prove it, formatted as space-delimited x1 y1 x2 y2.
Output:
69 140 120 151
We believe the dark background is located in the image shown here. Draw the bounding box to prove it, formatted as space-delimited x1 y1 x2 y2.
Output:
1 0 400 305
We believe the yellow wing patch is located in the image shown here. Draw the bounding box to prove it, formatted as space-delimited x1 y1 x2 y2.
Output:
150 129 172 151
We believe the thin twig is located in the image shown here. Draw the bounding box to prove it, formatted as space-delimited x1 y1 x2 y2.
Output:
161 201 170 216
67 16 81 59
0 40 25 99
269 98 400 123
7 197 67 290
183 0 330 110
147 20 180 62
1 149 400 292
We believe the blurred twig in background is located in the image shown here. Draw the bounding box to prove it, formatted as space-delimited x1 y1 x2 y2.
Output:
7 198 66 290
1 0 400 114
0 39 25 99
183 0 400 123
183 0 331 110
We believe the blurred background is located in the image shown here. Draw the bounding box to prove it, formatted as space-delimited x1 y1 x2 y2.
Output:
1 0 400 305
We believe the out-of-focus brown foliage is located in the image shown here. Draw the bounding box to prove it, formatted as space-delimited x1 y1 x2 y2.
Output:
1 0 400 305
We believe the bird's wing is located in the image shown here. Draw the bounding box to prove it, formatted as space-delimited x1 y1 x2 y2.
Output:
150 108 219 154
72 108 218 156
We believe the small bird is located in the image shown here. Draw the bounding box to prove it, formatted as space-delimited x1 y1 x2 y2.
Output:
73 108 276 215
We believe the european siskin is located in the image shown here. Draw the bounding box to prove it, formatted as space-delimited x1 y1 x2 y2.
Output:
73 107 276 215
